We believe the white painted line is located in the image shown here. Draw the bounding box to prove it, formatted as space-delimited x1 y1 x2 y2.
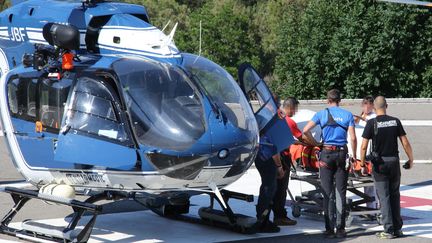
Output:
26 31 45 41
411 160 432 164
401 120 432 126
25 28 42 32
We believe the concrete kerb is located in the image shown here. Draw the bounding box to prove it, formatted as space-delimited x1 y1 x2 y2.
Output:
251 98 432 106
297 98 432 105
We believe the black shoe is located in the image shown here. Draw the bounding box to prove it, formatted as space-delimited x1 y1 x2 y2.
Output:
274 217 297 226
259 221 280 233
393 230 404 238
336 229 347 238
323 229 335 238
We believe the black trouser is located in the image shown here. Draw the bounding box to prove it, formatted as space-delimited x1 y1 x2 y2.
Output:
255 156 277 221
319 149 349 231
272 153 291 219
373 156 403 234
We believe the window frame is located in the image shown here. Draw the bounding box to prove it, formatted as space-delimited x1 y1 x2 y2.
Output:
37 76 73 133
63 73 134 146
7 75 39 122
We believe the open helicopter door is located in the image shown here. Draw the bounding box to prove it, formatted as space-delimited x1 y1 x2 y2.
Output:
53 74 138 171
238 63 294 153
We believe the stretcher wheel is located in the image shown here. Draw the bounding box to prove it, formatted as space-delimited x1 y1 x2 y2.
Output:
292 205 301 218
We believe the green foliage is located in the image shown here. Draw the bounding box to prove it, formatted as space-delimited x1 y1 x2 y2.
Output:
0 0 10 11
183 0 262 76
107 1 432 98
274 0 432 98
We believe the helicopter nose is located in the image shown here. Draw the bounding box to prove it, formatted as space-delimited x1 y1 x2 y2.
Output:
146 152 209 180
208 117 258 178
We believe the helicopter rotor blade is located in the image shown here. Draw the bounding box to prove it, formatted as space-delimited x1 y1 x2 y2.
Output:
377 0 432 7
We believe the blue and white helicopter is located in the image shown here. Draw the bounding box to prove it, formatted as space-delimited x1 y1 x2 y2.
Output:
0 0 293 242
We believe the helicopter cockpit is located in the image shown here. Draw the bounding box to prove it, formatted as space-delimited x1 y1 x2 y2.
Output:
111 55 259 178
111 55 258 153
112 58 206 151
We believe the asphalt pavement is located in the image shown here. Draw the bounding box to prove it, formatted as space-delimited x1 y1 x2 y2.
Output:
0 100 431 242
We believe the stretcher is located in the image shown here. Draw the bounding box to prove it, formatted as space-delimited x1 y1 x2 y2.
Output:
287 144 381 226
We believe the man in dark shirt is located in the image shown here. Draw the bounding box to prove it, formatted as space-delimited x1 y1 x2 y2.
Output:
360 96 414 239
255 133 285 233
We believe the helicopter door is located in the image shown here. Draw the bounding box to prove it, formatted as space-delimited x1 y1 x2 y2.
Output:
238 63 279 131
238 63 294 152
53 75 137 170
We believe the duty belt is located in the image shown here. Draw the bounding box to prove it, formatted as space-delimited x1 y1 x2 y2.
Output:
322 145 347 151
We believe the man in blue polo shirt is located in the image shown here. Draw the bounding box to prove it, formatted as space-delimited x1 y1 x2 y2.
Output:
303 89 357 238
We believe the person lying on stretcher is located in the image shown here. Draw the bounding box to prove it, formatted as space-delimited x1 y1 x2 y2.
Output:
289 143 372 176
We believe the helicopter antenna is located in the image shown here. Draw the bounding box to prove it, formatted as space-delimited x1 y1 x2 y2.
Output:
199 20 202 57
161 20 171 32
377 0 432 7
165 22 178 45
194 20 203 64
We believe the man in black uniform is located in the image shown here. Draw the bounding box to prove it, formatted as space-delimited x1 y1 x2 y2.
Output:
255 133 285 233
360 96 414 239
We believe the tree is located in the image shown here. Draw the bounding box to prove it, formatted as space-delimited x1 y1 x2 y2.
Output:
274 0 432 99
182 0 262 76
0 0 10 11
274 0 342 99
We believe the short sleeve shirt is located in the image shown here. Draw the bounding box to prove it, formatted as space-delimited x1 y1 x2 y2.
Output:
311 106 355 146
362 115 406 157
285 116 302 139
283 116 302 157
358 112 377 127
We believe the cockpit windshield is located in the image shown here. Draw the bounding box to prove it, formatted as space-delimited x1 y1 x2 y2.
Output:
113 58 205 151
182 54 257 132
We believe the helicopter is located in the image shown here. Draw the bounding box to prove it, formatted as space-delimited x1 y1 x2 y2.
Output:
0 0 295 242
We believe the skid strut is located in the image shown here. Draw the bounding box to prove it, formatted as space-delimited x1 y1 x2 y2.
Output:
0 187 102 243
196 189 258 234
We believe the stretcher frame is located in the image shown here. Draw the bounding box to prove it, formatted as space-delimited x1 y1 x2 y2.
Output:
287 164 381 227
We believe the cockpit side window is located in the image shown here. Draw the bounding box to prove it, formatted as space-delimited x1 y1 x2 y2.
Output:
7 76 38 121
65 77 128 142
39 78 72 130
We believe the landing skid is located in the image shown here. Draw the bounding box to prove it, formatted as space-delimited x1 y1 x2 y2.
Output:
0 187 102 243
152 189 259 234
0 187 260 242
